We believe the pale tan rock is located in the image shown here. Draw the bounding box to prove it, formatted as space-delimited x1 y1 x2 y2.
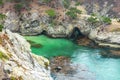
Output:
0 29 53 80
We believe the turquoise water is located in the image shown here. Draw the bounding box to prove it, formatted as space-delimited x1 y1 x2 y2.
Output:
25 35 120 80
25 35 79 58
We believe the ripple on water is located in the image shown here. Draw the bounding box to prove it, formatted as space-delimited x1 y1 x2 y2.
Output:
71 49 120 80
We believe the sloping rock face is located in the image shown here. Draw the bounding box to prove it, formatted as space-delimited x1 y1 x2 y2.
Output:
80 0 120 17
4 12 20 32
2 0 120 48
0 29 53 80
4 11 73 38
4 11 120 48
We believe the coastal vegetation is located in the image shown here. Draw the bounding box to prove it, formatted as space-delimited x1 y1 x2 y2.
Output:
0 24 3 31
0 13 6 31
63 0 70 8
0 0 3 6
87 13 112 28
0 51 9 60
46 9 56 26
14 3 23 13
66 7 82 19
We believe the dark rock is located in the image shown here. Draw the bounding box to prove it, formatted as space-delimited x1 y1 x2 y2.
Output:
30 20 39 27
100 49 120 58
2 78 10 80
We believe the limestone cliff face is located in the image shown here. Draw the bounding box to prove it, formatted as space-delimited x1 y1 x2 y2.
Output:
4 11 73 38
2 0 120 48
0 29 53 80
4 11 120 48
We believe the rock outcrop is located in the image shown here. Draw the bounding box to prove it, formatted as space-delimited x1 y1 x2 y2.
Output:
4 11 73 38
0 29 53 80
2 0 120 49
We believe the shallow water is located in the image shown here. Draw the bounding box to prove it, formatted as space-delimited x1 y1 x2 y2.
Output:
25 35 120 80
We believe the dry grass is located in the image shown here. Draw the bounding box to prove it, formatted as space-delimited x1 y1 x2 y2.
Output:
105 20 120 32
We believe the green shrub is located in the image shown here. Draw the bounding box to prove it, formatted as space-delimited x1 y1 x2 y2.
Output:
46 9 56 18
0 0 3 5
75 2 81 6
88 13 112 25
13 0 30 11
69 7 82 14
10 76 16 80
87 16 98 24
63 0 70 8
46 9 56 26
90 13 96 16
14 3 23 12
0 24 3 31
0 51 9 60
66 11 77 19
101 16 112 24
43 0 51 3
14 0 22 2
66 7 82 19
0 13 6 20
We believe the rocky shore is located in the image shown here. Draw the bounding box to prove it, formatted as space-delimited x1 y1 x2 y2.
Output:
50 56 95 80
3 10 120 58
0 30 53 80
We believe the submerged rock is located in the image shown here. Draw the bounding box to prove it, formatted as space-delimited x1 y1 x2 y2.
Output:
50 56 95 80
100 49 120 58
50 56 72 74
27 40 43 48
0 29 53 80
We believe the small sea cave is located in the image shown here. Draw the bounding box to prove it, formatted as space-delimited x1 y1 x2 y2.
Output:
69 27 85 40
70 27 96 47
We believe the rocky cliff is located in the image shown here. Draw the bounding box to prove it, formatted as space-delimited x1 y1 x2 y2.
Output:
1 0 120 48
0 29 53 80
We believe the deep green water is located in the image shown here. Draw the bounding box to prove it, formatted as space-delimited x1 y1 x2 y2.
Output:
25 35 120 80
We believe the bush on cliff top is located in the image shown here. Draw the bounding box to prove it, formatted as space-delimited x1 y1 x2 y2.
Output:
75 2 81 6
66 7 82 19
0 51 9 60
87 13 112 25
0 13 6 20
0 24 3 31
63 0 70 8
46 9 56 18
101 16 111 24
14 3 23 12
0 13 6 31
87 16 98 24
43 0 51 3
0 0 3 5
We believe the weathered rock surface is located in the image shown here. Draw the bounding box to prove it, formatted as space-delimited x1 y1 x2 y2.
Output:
2 0 120 49
4 10 74 37
0 29 53 80
4 12 20 32
50 56 95 80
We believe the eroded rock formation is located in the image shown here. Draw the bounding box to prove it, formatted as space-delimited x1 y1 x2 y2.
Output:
0 29 53 80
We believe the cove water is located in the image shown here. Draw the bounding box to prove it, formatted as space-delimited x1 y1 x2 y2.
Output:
25 35 120 80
